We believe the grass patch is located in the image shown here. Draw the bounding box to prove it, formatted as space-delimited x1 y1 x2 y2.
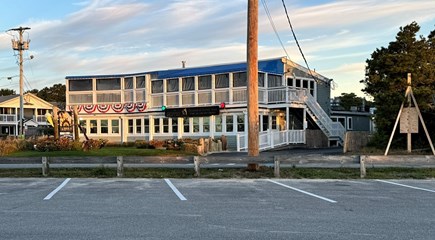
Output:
6 147 192 157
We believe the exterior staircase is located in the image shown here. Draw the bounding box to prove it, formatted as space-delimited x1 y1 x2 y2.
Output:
304 92 345 145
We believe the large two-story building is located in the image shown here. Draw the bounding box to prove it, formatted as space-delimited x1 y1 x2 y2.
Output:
65 57 345 151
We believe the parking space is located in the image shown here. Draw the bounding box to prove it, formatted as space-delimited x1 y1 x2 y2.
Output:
0 178 434 240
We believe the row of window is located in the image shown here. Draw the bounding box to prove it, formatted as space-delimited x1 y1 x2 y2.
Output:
151 72 272 94
78 115 280 135
68 72 284 93
69 77 146 92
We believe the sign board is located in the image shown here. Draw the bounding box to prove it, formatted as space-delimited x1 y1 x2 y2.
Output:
165 106 220 118
400 107 418 133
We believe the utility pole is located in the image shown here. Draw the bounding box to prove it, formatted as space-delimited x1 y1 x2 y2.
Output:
9 27 30 137
247 0 259 156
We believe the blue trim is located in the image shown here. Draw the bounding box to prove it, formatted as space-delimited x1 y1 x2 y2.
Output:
66 58 284 80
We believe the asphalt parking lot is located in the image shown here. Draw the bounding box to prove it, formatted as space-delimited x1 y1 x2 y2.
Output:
0 178 434 240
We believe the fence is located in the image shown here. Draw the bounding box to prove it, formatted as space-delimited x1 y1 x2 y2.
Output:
1 155 434 178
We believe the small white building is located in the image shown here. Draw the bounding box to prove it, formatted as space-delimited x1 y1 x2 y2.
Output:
65 57 345 151
0 93 53 136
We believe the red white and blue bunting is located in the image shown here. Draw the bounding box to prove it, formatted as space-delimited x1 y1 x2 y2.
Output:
68 102 147 114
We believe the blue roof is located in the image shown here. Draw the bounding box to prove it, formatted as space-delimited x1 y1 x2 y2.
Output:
66 58 284 80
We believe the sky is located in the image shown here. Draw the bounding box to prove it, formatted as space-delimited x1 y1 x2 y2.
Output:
0 0 434 98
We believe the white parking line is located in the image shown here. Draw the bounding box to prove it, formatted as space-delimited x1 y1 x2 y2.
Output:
44 178 71 200
164 179 187 201
267 179 337 203
376 180 435 193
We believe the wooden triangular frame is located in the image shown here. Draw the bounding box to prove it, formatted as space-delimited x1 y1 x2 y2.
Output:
384 74 435 155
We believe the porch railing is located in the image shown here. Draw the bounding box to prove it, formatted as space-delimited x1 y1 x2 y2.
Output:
0 114 16 123
237 130 305 152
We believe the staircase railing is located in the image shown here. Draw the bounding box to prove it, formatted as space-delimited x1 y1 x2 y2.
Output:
304 91 345 141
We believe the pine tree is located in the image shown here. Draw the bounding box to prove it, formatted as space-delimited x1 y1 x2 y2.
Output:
361 22 435 146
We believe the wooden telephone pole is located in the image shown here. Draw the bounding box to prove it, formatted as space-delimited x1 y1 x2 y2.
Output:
247 0 259 156
9 27 31 137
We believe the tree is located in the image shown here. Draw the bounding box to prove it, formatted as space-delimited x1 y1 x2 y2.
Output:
36 84 66 105
0 88 16 96
337 92 373 111
361 22 435 146
25 89 39 94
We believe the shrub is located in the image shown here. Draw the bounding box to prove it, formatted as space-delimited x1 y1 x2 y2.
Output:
149 139 165 149
0 138 19 156
135 140 150 149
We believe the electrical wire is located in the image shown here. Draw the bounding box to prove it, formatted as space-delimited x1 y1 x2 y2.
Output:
261 0 291 61
280 0 321 84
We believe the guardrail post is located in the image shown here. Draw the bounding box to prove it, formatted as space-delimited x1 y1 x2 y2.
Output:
274 156 280 178
117 156 124 177
194 156 200 177
42 156 49 177
360 155 366 178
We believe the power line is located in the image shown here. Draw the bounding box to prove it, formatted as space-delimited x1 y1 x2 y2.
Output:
280 0 321 84
261 0 291 61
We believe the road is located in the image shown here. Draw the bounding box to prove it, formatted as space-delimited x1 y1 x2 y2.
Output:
0 178 434 240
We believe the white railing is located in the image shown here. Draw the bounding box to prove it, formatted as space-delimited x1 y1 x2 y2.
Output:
182 92 195 106
232 88 247 103
198 90 212 105
304 92 345 140
237 130 306 151
149 87 307 109
166 93 179 107
0 114 16 123
35 115 47 124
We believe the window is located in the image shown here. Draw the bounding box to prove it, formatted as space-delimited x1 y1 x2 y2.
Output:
124 77 133 89
172 118 178 133
258 73 265 87
268 74 282 87
154 118 160 133
287 77 294 87
136 76 145 88
271 116 277 130
215 116 222 132
136 119 142 134
233 72 247 87
226 115 233 132
203 117 210 132
183 117 190 133
303 80 308 89
237 115 244 132
193 117 199 133
79 120 87 134
296 79 301 88
198 75 211 90
69 79 92 91
347 117 353 130
163 118 169 133
90 120 97 134
101 120 108 134
182 77 195 91
152 80 163 93
215 73 229 88
96 78 121 90
144 118 149 133
167 78 179 92
111 119 119 134
128 119 133 134
262 115 269 131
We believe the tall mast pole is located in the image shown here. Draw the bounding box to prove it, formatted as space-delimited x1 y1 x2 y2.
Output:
247 0 259 156
9 27 30 137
